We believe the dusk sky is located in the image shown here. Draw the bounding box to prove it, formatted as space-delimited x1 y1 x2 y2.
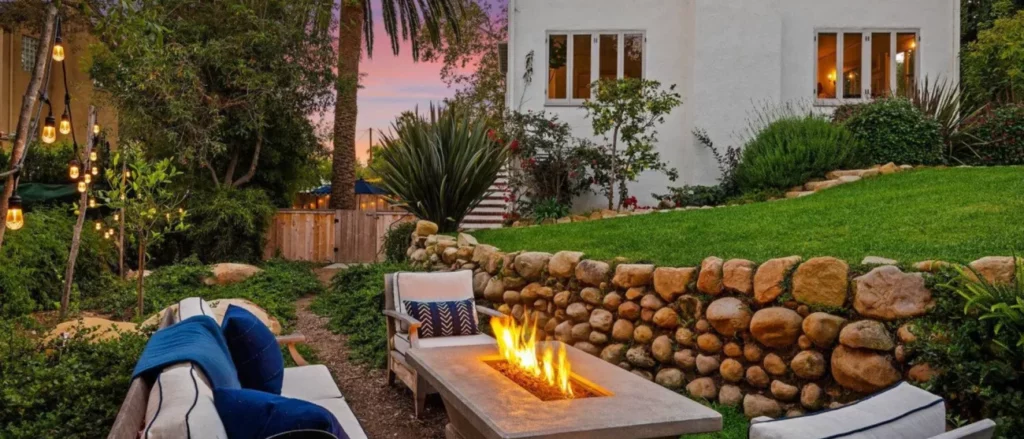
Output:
339 0 504 163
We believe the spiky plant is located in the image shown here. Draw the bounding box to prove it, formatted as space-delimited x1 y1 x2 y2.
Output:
950 258 1024 356
901 76 987 160
374 105 508 233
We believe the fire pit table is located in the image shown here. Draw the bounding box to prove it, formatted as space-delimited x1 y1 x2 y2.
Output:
407 342 722 439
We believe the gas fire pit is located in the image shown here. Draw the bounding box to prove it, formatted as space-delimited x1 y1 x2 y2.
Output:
407 316 721 439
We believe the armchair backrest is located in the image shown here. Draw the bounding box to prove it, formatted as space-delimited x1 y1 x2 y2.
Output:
385 271 477 322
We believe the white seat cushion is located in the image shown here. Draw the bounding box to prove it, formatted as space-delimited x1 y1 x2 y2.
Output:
281 365 343 401
749 382 945 439
312 398 368 439
143 363 227 439
393 333 495 353
394 271 480 331
174 297 214 322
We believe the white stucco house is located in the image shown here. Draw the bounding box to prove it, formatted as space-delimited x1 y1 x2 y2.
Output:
504 0 961 210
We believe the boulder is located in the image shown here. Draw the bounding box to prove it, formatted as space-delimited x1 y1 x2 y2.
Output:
652 335 674 363
575 260 611 286
719 385 744 407
763 353 788 376
414 220 438 236
771 380 799 401
677 295 705 320
503 290 521 306
674 349 697 370
908 363 937 383
625 287 645 301
706 297 753 337
574 342 600 356
589 331 608 345
687 377 718 400
209 298 282 334
471 244 499 265
791 257 848 307
801 383 824 410
600 344 627 364
655 368 685 389
513 252 552 281
750 307 803 348
754 256 802 304
831 346 900 393
612 319 634 342
897 324 918 343
47 317 140 343
861 256 898 265
548 251 584 279
801 312 846 348
914 260 950 273
612 264 656 288
618 301 641 320
571 323 592 342
697 333 723 353
743 344 763 363
723 342 742 358
839 320 895 351
745 366 770 388
456 232 478 247
633 325 654 344
696 257 725 295
878 162 899 174
602 292 623 311
653 308 680 329
723 259 756 295
626 346 657 368
204 263 263 286
442 247 459 264
580 287 603 306
640 294 665 310
590 309 614 332
554 321 574 343
969 256 1017 285
631 370 654 381
791 350 827 379
566 303 590 322
675 327 695 347
853 266 933 321
653 267 696 301
744 394 782 418
720 358 744 382
696 354 721 375
553 291 571 308
472 272 491 298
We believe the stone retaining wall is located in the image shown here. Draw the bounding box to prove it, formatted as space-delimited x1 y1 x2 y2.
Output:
406 220 1017 418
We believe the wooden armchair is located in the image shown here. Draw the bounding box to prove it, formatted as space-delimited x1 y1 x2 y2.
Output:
383 271 503 418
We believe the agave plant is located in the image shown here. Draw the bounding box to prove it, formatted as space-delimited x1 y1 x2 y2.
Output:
900 76 987 161
374 105 508 233
949 259 1024 356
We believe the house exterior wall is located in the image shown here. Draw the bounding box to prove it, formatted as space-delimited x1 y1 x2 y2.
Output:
0 28 118 152
507 0 959 209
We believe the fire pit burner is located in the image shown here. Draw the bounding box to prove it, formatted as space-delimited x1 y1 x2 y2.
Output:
486 360 602 401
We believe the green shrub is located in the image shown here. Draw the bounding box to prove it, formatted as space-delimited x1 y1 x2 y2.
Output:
843 98 943 165
374 105 508 233
311 263 419 368
382 221 416 263
963 10 1024 107
914 266 1024 438
182 188 276 264
654 185 726 208
0 208 115 317
831 102 867 124
734 116 865 192
528 197 570 222
0 321 148 439
0 148 9 170
961 104 1024 165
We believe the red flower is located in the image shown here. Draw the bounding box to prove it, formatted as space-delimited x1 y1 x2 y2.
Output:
509 139 520 152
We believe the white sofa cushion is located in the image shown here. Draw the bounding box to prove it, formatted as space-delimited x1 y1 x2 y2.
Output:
281 365 343 401
175 297 214 322
749 382 945 439
143 363 227 439
312 398 368 439
393 333 495 354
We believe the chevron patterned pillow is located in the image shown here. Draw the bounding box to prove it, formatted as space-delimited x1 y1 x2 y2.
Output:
402 299 479 339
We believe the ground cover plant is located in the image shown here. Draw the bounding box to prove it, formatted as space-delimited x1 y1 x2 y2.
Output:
473 167 1024 266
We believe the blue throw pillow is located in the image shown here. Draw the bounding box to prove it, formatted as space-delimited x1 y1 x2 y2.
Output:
214 388 347 439
221 305 284 394
402 299 479 338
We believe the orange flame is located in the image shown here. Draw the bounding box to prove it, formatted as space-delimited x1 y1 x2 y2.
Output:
491 313 574 398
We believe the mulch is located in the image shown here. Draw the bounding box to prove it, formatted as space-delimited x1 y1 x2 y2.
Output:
294 297 448 439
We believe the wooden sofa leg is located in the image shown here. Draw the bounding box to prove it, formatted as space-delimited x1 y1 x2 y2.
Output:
414 374 428 419
386 364 396 386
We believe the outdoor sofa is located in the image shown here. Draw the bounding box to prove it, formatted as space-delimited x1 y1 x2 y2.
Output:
748 382 996 439
107 297 367 439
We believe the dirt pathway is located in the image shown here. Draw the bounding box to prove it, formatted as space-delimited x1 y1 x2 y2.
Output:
295 297 447 439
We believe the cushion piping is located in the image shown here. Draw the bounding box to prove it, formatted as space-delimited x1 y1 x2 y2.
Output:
826 398 943 439
144 374 164 438
185 363 199 439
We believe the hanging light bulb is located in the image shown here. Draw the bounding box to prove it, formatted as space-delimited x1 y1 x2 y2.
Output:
84 173 92 184
68 159 80 180
52 20 65 62
77 181 87 193
94 221 102 231
91 165 99 176
59 108 71 135
107 228 115 236
41 114 57 144
113 213 119 221
5 195 24 231
88 198 96 208
93 124 100 135
90 150 98 162
124 170 131 178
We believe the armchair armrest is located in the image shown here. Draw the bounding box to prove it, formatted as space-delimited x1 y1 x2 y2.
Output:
276 333 308 366
383 309 422 347
476 305 505 319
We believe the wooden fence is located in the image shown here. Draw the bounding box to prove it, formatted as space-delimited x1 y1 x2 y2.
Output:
263 210 414 263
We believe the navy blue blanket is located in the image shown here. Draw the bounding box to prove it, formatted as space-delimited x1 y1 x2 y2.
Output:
132 315 241 390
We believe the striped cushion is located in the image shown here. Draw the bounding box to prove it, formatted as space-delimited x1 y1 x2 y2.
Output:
402 299 479 339
143 363 227 439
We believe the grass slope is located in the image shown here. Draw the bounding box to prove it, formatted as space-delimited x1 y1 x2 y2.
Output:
474 167 1024 265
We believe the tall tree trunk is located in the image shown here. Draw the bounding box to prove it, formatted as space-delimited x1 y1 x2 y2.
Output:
607 125 620 210
137 234 147 318
59 107 97 320
0 5 57 252
330 0 362 210
119 158 126 279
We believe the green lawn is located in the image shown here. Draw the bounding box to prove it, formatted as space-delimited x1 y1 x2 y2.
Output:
684 404 748 438
473 167 1024 266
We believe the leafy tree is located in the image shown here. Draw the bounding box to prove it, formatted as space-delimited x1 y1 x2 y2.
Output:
961 0 1024 46
100 143 188 318
331 0 462 209
90 0 336 193
582 78 682 209
963 10 1024 106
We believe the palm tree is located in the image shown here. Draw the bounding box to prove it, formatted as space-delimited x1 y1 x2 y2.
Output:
331 0 461 209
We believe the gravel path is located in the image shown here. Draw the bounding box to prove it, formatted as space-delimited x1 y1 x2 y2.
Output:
295 297 447 439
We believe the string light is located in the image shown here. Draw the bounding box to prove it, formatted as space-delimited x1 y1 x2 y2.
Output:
41 113 57 144
88 198 96 208
91 166 99 176
94 221 102 231
90 150 98 162
68 159 80 180
5 195 24 231
113 213 119 221
59 108 71 135
83 173 92 184
77 181 87 193
52 19 65 62
93 124 100 135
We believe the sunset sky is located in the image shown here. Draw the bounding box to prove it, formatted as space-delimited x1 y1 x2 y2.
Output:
339 0 503 163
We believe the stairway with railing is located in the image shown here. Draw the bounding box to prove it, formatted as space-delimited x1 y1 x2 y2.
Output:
461 168 508 230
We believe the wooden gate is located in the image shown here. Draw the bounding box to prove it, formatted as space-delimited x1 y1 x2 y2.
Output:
264 210 413 263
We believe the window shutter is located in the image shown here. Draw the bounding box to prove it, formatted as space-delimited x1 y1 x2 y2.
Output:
498 42 509 75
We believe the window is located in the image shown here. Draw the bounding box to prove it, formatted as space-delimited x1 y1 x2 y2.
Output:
547 31 644 104
814 30 918 104
21 36 39 72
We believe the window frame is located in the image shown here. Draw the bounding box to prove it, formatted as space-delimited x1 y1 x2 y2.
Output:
545 30 646 107
21 35 40 72
813 28 920 107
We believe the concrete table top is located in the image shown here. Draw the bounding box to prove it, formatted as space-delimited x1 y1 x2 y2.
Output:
407 342 722 439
